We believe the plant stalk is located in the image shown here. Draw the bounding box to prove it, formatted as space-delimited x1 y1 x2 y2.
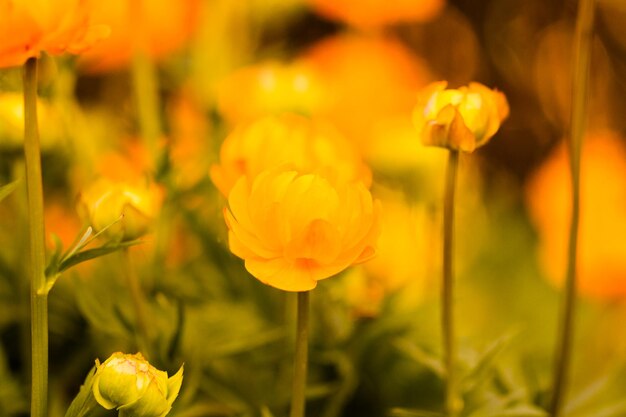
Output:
549 0 595 415
443 150 459 417
121 249 151 356
23 57 48 417
290 291 310 417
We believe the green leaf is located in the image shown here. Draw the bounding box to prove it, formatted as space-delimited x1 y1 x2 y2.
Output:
389 408 444 417
58 239 142 273
393 338 445 377
0 180 19 203
64 365 99 417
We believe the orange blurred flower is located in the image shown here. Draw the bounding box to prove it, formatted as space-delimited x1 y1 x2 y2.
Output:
526 132 626 300
224 168 380 292
217 61 325 125
306 0 445 29
78 0 200 72
302 33 431 153
413 81 509 152
210 114 371 196
0 0 109 68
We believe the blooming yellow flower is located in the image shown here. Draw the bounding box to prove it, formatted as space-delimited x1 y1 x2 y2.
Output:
224 168 381 292
413 81 509 152
210 114 371 196
78 178 161 241
0 0 109 68
93 352 183 417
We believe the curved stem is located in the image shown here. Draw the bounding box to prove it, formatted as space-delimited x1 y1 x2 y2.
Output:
23 57 48 417
443 150 459 417
290 291 310 417
550 0 595 415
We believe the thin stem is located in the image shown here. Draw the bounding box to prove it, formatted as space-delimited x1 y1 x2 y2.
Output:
121 249 151 356
131 51 163 166
550 0 595 415
23 57 48 417
290 291 310 417
442 150 459 417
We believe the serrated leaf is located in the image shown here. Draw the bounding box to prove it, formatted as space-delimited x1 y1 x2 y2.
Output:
393 338 445 377
58 239 142 273
461 331 518 393
0 180 19 203
64 365 98 417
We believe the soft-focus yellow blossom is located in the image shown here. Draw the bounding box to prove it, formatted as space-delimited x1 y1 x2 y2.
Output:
0 93 61 150
210 114 371 196
302 34 432 152
217 61 325 124
0 0 109 68
342 194 438 316
413 81 509 152
224 168 381 292
306 0 444 29
93 352 183 417
78 178 161 241
526 132 626 300
78 0 200 72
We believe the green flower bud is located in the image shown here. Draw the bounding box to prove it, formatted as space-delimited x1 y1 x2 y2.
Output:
92 352 183 417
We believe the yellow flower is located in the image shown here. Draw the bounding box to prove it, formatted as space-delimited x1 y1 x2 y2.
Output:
217 61 325 125
210 114 371 196
93 352 183 417
0 92 61 150
224 168 381 292
413 81 509 152
0 0 109 68
78 178 160 241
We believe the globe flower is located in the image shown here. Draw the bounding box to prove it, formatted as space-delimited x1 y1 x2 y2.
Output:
224 168 381 291
302 34 432 153
413 81 509 152
526 132 626 300
217 61 325 125
306 0 445 29
0 92 61 150
210 114 371 196
78 178 161 241
93 352 183 417
0 0 109 68
78 0 200 72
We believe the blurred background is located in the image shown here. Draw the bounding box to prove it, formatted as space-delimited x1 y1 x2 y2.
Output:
1 0 626 416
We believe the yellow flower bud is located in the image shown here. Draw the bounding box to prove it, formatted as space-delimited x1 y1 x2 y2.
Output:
210 113 371 196
224 168 381 292
92 352 183 417
78 178 160 241
413 81 509 152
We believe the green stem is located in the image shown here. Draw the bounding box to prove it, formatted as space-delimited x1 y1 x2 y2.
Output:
23 57 48 417
443 150 459 417
131 51 163 167
290 291 310 417
549 0 595 415
121 249 151 356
